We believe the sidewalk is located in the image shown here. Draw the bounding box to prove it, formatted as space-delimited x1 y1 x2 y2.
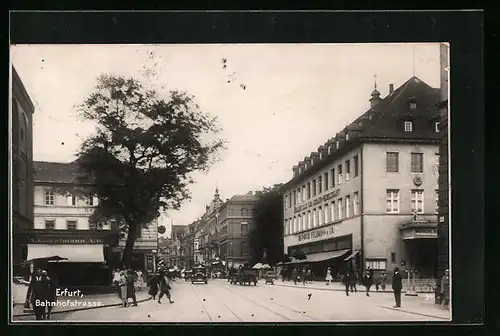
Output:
268 280 450 320
12 288 151 317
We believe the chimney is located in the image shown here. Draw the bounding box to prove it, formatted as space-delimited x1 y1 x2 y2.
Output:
389 83 394 94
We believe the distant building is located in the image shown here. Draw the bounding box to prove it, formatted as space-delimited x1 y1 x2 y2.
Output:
281 77 441 281
217 192 259 268
11 67 35 266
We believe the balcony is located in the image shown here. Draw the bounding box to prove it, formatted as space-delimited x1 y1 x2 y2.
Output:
400 220 438 240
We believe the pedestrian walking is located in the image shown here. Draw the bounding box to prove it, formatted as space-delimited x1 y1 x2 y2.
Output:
380 272 388 291
147 273 159 300
112 269 121 299
325 267 333 285
126 269 138 307
118 270 128 307
440 269 450 310
349 272 358 293
306 269 313 284
392 267 402 308
26 269 52 320
342 272 351 296
41 270 56 320
301 268 307 285
363 266 374 296
292 268 299 285
157 270 174 304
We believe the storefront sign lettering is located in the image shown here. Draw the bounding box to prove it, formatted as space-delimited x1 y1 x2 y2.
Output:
29 237 104 244
297 226 335 242
415 228 437 236
294 189 340 213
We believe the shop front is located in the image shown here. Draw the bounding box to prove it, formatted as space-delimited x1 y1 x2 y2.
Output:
19 231 119 292
400 220 438 279
287 233 356 280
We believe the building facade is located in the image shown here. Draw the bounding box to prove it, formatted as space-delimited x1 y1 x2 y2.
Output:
11 67 35 266
282 77 441 281
217 192 258 268
22 161 119 289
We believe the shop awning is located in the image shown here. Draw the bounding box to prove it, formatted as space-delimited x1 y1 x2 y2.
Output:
304 249 351 263
344 250 360 261
27 244 105 263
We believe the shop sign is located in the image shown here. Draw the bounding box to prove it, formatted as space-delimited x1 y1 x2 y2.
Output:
415 228 437 236
29 237 104 244
294 189 340 213
297 226 335 242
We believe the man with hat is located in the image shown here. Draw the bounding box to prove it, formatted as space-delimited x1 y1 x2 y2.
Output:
26 269 53 320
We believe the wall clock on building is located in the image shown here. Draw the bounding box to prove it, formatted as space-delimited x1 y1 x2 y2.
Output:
413 176 423 187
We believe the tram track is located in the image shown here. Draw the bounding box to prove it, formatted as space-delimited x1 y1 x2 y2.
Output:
189 282 214 321
215 281 319 321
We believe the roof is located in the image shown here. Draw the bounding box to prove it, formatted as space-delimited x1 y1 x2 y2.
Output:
281 77 441 190
34 161 82 184
228 194 259 202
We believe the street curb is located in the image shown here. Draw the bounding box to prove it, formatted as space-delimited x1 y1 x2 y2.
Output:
378 305 450 320
272 282 428 294
13 296 152 318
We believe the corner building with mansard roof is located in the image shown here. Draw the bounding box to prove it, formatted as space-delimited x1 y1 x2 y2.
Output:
281 77 441 282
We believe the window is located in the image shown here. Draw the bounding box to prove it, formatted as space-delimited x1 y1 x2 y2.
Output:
293 217 297 233
45 220 55 230
318 206 323 225
318 176 322 194
411 190 424 214
302 185 306 201
307 211 312 229
312 179 317 196
345 160 351 181
324 172 329 191
330 168 335 187
331 201 336 221
288 193 292 207
296 188 301 203
411 153 424 173
353 192 360 216
353 155 359 177
284 195 288 209
366 259 387 270
435 189 439 214
386 189 400 213
301 215 305 231
87 196 99 206
89 222 101 230
345 195 351 218
297 215 301 231
391 252 396 264
312 209 317 227
241 222 249 235
284 219 289 235
293 191 297 205
67 195 77 206
328 145 331 155
338 165 343 184
241 242 248 256
324 204 329 223
404 121 413 132
336 140 340 149
346 133 349 141
44 189 55 205
307 182 311 199
435 122 440 132
67 220 77 230
386 152 399 172
338 198 343 219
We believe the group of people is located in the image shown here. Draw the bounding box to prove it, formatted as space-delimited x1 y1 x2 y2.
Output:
112 268 140 307
25 269 56 320
281 267 314 285
146 269 174 304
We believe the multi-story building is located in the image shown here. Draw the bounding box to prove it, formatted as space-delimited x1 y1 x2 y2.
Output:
11 67 35 266
170 225 187 268
22 161 119 289
437 43 450 278
281 77 441 281
198 189 223 264
179 222 196 269
217 192 259 269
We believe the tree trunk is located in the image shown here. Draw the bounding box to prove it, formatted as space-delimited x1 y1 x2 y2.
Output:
121 223 138 268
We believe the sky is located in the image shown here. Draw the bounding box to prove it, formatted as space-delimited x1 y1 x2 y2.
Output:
11 43 441 237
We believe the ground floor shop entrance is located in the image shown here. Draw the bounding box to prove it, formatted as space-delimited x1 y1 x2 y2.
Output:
400 220 438 279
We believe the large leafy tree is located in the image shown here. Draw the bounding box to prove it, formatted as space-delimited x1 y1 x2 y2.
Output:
66 74 225 267
249 184 284 266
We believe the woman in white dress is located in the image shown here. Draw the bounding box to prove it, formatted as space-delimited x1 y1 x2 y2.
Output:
325 267 333 285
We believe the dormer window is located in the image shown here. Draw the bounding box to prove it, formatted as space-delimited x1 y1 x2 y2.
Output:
409 97 417 110
345 133 349 141
328 146 331 155
336 141 340 149
404 121 413 132
311 158 315 165
319 152 323 160
435 122 440 132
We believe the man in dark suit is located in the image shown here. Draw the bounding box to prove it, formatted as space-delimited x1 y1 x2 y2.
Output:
41 270 56 320
26 269 51 320
392 267 403 308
